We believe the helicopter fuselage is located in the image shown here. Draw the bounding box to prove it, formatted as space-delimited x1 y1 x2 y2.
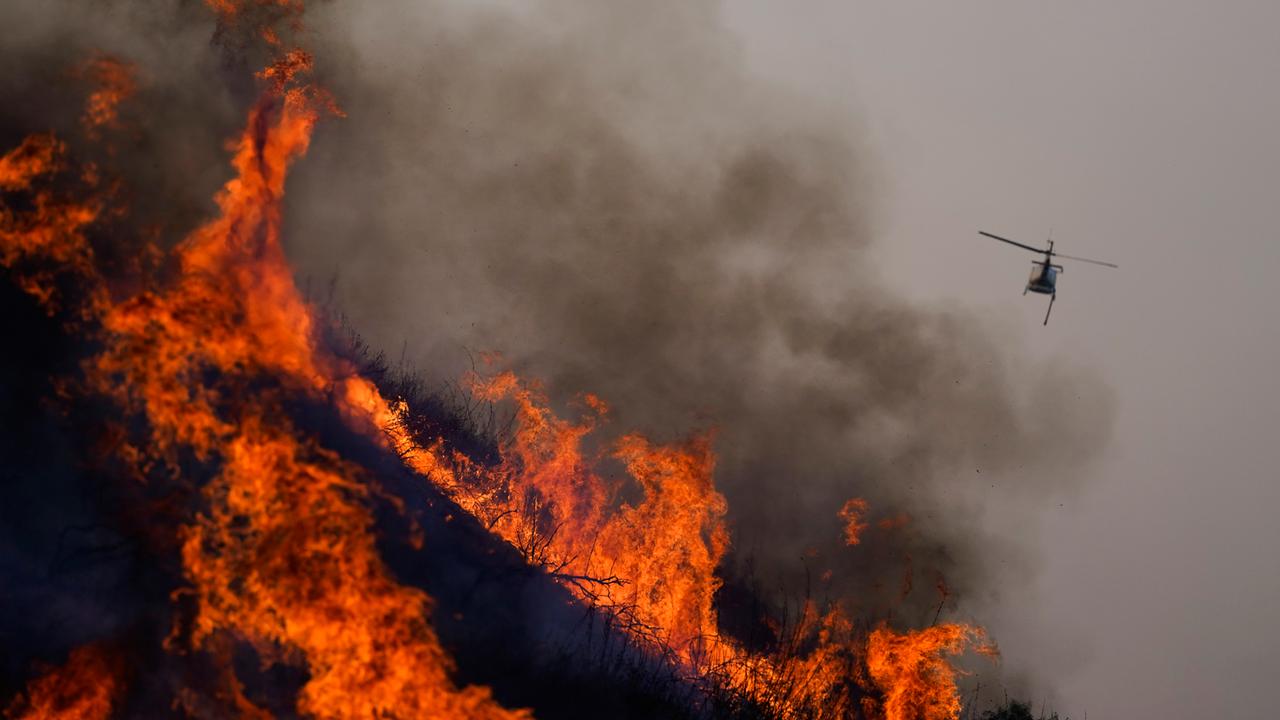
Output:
1026 260 1061 295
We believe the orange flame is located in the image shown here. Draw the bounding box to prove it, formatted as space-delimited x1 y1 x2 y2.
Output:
597 432 727 657
839 497 871 546
865 624 985 720
0 9 527 713
77 56 136 135
445 372 727 664
0 134 101 313
180 418 528 719
84 50 528 717
362 370 1000 717
4 644 121 720
0 135 60 191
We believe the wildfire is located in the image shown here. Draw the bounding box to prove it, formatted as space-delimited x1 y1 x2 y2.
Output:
839 497 871 546
0 133 101 312
0 135 60 190
0 1 1001 717
93 42 528 720
446 373 728 663
77 56 136 136
3 4 528 717
180 419 528 719
865 624 987 720
3 645 121 720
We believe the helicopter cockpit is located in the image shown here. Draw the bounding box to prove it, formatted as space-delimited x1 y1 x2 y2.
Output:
1026 262 1058 295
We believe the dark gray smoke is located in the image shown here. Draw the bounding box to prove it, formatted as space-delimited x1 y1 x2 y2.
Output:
283 0 1114 624
0 0 1113 696
0 1 267 254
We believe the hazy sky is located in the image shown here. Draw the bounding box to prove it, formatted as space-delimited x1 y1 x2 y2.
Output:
722 2 1280 717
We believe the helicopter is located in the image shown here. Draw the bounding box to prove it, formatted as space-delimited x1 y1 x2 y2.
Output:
979 230 1117 325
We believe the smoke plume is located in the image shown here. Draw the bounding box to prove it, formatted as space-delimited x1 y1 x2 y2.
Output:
286 0 1113 621
0 0 1114 703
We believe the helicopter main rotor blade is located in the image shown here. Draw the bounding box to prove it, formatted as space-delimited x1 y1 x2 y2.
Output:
978 231 1047 254
1055 252 1118 268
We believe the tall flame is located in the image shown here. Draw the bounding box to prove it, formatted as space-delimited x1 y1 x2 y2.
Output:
88 52 529 719
865 624 986 720
2 8 529 717
441 372 728 664
180 419 527 719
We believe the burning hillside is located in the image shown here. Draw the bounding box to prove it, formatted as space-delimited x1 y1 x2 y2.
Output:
0 1 1110 719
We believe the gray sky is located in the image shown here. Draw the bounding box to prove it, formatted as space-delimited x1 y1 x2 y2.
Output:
722 2 1280 717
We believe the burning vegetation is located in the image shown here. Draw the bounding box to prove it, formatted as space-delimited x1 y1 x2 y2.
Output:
0 2 1095 719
